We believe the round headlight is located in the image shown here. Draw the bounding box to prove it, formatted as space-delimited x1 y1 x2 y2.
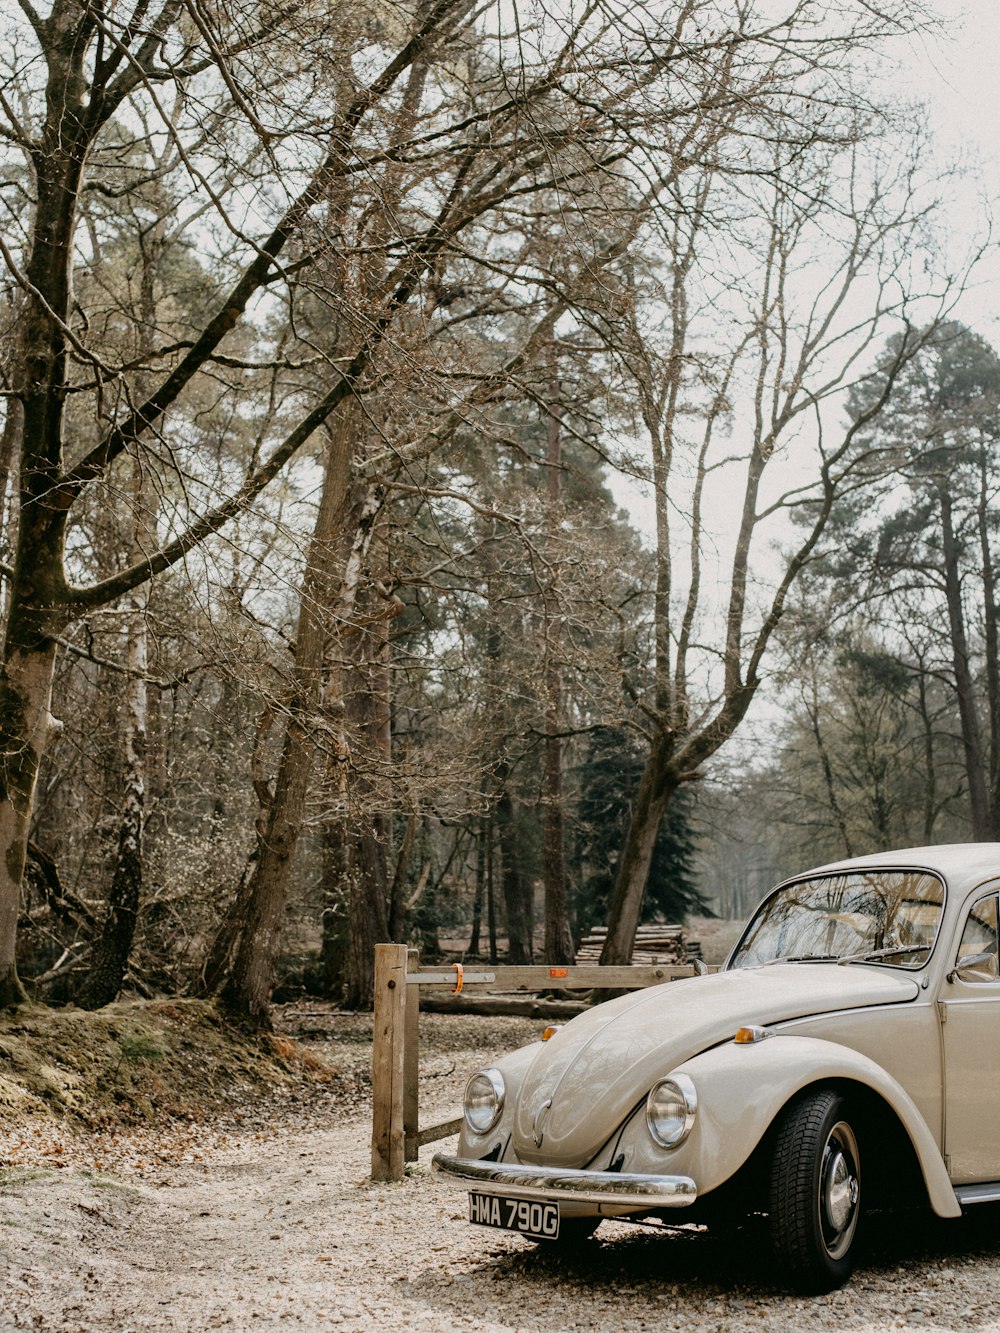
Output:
646 1074 697 1148
464 1068 505 1134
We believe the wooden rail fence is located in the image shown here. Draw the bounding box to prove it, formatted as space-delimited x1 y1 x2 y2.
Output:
370 942 696 1182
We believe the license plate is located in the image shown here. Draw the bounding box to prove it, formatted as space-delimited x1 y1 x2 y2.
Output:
468 1191 560 1239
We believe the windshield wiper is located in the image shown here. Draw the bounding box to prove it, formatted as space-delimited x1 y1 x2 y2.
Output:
836 945 930 966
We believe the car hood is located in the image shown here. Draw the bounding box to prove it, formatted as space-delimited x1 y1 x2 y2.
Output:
510 964 919 1167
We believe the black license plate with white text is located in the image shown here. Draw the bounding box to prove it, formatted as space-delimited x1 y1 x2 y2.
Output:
468 1191 559 1239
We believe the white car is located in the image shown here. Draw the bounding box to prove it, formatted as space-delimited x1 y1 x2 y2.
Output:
434 844 1000 1291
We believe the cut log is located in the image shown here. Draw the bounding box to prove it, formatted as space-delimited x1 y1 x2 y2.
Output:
577 921 690 965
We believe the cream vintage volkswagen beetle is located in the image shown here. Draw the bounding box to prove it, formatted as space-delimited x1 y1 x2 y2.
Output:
433 844 1000 1291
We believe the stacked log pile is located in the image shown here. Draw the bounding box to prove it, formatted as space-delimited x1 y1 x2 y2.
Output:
576 923 703 965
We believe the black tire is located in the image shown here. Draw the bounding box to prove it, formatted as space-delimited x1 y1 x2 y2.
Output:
769 1089 861 1293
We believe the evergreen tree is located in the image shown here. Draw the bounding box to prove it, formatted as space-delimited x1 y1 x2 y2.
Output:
577 727 711 932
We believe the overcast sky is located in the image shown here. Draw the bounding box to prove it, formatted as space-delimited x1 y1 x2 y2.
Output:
897 0 1000 335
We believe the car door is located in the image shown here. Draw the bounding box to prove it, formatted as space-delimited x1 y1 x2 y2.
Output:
941 888 1000 1182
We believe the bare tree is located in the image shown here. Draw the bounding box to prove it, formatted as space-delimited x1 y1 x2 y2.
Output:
594 132 967 963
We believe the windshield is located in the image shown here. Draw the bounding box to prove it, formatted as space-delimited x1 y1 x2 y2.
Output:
728 869 944 970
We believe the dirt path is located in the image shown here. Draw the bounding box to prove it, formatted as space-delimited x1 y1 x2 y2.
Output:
5 1020 1000 1331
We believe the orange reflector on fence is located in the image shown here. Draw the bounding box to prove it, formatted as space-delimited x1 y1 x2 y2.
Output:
549 967 568 979
451 962 464 994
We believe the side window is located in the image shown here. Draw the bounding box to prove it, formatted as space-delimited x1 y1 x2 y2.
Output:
956 893 999 982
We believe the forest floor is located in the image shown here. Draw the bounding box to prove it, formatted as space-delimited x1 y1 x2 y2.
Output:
4 1006 1000 1330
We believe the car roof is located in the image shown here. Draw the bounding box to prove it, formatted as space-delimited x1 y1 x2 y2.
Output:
803 843 1000 897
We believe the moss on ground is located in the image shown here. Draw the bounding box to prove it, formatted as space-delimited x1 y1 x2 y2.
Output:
0 999 331 1130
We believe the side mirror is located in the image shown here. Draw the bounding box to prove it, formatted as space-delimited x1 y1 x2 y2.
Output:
947 950 1000 984
692 957 708 976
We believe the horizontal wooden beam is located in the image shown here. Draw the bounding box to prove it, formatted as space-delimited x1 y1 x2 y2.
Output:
420 995 589 1019
407 963 693 992
414 1116 464 1148
405 970 496 985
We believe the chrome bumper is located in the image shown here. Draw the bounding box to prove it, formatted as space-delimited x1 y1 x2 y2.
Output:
431 1153 697 1208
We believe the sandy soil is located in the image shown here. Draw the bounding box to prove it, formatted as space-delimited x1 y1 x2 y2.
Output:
4 1016 1000 1332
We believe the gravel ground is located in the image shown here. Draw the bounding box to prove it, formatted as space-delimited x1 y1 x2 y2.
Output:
4 1014 1000 1332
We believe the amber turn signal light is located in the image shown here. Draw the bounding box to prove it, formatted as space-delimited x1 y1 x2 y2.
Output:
733 1024 773 1044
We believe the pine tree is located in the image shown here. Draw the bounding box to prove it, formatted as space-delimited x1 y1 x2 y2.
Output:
577 727 711 933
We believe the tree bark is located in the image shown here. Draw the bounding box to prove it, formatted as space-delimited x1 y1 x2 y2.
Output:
315 795 350 998
939 487 991 838
343 614 393 1007
541 355 574 966
0 629 61 1006
0 513 70 1005
345 824 390 1008
219 408 356 1023
599 736 676 966
486 809 497 964
496 783 533 964
76 587 147 1009
469 808 486 955
0 394 22 614
915 662 939 843
77 202 166 1010
387 811 418 943
0 11 83 1004
978 450 1000 835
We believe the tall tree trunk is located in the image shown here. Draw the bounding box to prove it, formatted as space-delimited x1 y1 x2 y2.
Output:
469 807 486 955
486 809 497 964
387 810 417 943
541 355 574 966
310 477 388 1008
0 395 22 618
77 585 147 1009
940 487 991 838
0 635 60 1007
220 408 355 1024
198 707 274 995
0 87 80 1005
219 710 317 1024
200 864 256 997
915 663 938 843
318 914 346 997
0 360 71 1006
343 616 393 1006
496 783 533 964
345 822 390 1007
599 736 675 965
77 215 164 1009
978 450 1000 835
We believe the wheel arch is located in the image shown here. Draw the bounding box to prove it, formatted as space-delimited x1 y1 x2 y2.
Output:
669 1034 960 1218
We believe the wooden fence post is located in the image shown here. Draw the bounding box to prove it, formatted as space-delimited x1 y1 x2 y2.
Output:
404 948 420 1161
371 943 408 1182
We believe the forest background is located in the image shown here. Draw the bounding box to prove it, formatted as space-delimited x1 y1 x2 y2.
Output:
3 0 1000 1025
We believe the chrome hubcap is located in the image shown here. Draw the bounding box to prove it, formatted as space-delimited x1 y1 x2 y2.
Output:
820 1121 860 1260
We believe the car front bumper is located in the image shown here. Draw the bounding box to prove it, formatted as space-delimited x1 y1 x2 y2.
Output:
431 1153 698 1209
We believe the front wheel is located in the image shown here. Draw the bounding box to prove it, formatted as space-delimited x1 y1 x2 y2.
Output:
769 1089 861 1292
